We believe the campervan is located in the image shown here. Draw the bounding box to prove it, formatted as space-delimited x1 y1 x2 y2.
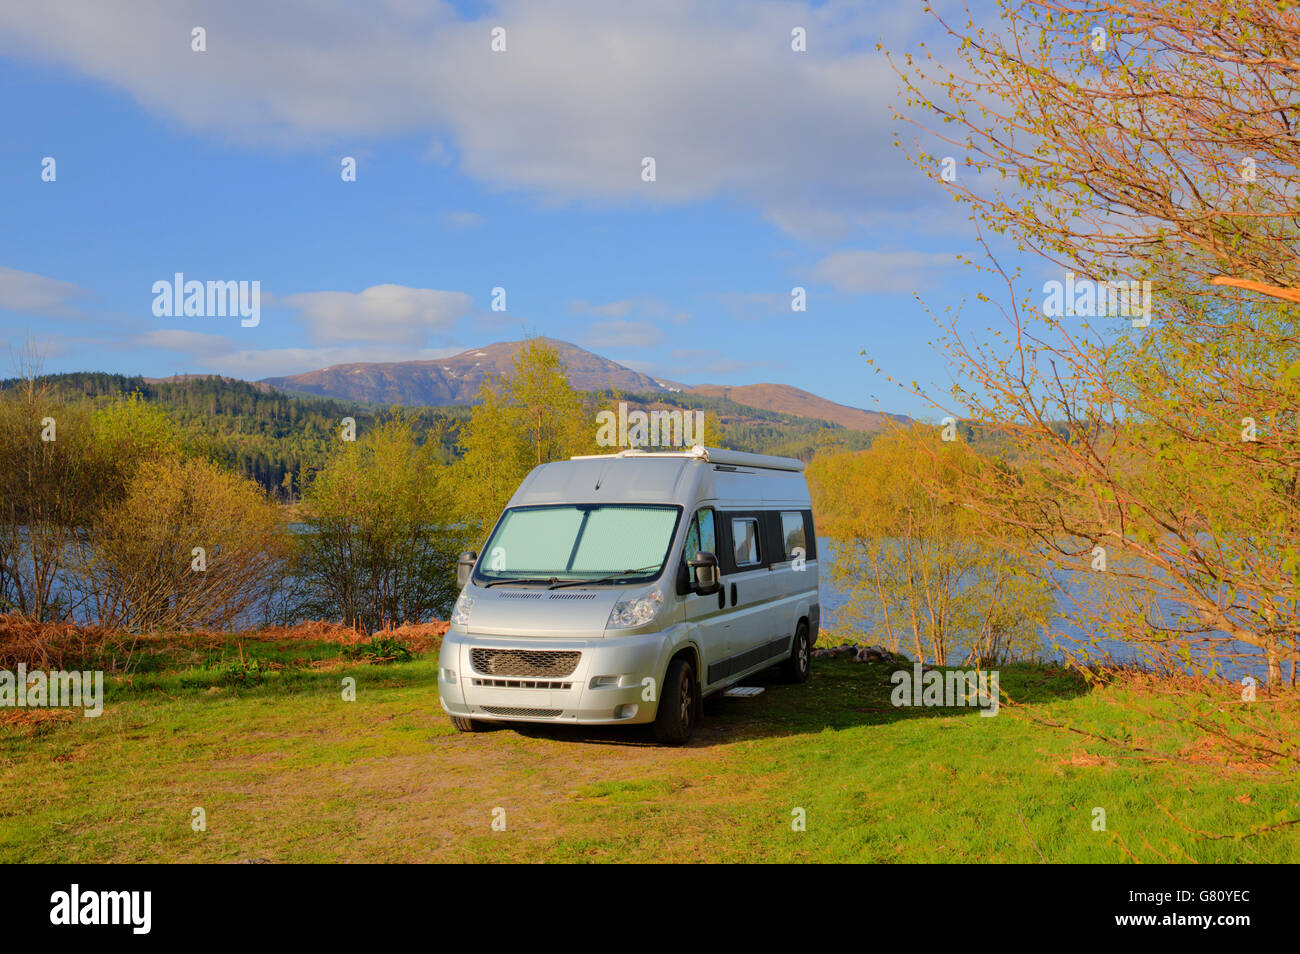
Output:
437 446 820 744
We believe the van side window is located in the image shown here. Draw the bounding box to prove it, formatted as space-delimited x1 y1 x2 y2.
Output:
731 516 761 567
801 509 818 560
780 511 806 559
683 508 716 563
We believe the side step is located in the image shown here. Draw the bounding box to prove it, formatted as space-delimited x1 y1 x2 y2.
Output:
722 686 765 698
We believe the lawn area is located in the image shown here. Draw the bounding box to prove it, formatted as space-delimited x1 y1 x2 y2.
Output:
1 638 1296 863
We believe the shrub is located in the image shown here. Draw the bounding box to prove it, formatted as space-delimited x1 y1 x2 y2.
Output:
81 456 290 632
297 419 465 632
341 637 413 664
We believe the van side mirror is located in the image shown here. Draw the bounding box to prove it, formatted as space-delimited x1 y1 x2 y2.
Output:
456 551 478 589
688 551 721 595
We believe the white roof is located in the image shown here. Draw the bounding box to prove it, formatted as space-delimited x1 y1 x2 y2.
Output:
570 444 805 473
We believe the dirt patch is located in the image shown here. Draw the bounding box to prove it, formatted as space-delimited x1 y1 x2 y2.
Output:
183 714 743 861
1060 750 1113 767
0 708 76 730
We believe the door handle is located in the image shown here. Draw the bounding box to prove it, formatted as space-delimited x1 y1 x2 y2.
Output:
730 583 738 605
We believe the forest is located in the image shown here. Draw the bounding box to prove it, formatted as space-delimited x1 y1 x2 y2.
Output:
0 369 873 499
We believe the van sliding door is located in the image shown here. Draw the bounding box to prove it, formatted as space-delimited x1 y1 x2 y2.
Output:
718 511 780 677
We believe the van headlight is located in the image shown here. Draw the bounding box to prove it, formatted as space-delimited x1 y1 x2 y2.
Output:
451 591 474 627
607 587 664 629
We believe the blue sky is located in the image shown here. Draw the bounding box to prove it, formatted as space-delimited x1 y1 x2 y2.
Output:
0 0 986 418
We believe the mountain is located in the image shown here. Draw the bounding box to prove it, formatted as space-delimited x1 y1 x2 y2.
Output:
261 338 900 432
261 338 679 406
686 383 906 432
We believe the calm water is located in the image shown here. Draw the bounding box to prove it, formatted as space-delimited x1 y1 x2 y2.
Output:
816 545 1270 680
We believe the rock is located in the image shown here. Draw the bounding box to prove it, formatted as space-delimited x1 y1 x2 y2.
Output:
813 644 858 660
813 642 914 664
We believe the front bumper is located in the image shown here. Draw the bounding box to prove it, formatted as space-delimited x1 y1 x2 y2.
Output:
437 627 672 726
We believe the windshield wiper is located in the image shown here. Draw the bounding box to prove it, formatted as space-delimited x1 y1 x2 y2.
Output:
548 565 662 589
482 577 562 588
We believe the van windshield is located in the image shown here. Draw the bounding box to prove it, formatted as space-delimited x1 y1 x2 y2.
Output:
476 504 682 585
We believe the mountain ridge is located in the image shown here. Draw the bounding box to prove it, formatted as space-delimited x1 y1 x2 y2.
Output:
259 337 903 432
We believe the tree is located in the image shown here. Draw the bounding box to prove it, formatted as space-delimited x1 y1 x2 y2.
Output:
808 428 1053 665
450 338 598 535
888 0 1300 685
297 418 465 631
83 456 289 632
0 385 179 620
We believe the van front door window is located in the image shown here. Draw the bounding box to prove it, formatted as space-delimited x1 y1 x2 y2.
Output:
683 508 716 563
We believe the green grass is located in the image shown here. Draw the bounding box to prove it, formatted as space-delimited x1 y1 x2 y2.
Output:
1 647 1296 863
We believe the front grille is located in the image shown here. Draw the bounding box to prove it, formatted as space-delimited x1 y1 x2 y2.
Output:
471 648 581 678
472 678 572 690
481 706 562 719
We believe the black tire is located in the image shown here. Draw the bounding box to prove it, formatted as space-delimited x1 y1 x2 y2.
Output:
449 715 488 732
653 657 698 745
782 621 811 683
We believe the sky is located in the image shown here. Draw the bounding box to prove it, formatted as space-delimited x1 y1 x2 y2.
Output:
0 0 989 419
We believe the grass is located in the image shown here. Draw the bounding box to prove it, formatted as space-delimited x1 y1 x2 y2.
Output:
1 636 1297 863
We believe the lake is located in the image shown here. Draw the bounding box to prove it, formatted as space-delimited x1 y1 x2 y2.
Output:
816 544 1272 681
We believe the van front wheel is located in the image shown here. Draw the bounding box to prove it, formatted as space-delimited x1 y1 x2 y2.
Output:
653 658 698 745
783 622 811 683
450 715 488 732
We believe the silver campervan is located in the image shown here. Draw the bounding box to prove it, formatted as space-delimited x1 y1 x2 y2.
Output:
437 445 820 744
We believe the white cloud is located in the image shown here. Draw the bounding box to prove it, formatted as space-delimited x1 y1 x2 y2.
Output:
282 283 473 345
582 318 664 350
442 210 484 228
717 291 788 319
0 266 94 317
135 328 235 355
668 347 768 379
570 299 638 318
570 298 690 325
808 249 959 294
0 0 936 237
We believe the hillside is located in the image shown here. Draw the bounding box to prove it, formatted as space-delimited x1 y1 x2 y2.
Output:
0 372 467 496
687 382 906 432
0 372 874 497
261 337 679 406
261 338 899 433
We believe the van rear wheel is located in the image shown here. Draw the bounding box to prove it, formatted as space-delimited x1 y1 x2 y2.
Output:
653 657 698 745
783 621 811 683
